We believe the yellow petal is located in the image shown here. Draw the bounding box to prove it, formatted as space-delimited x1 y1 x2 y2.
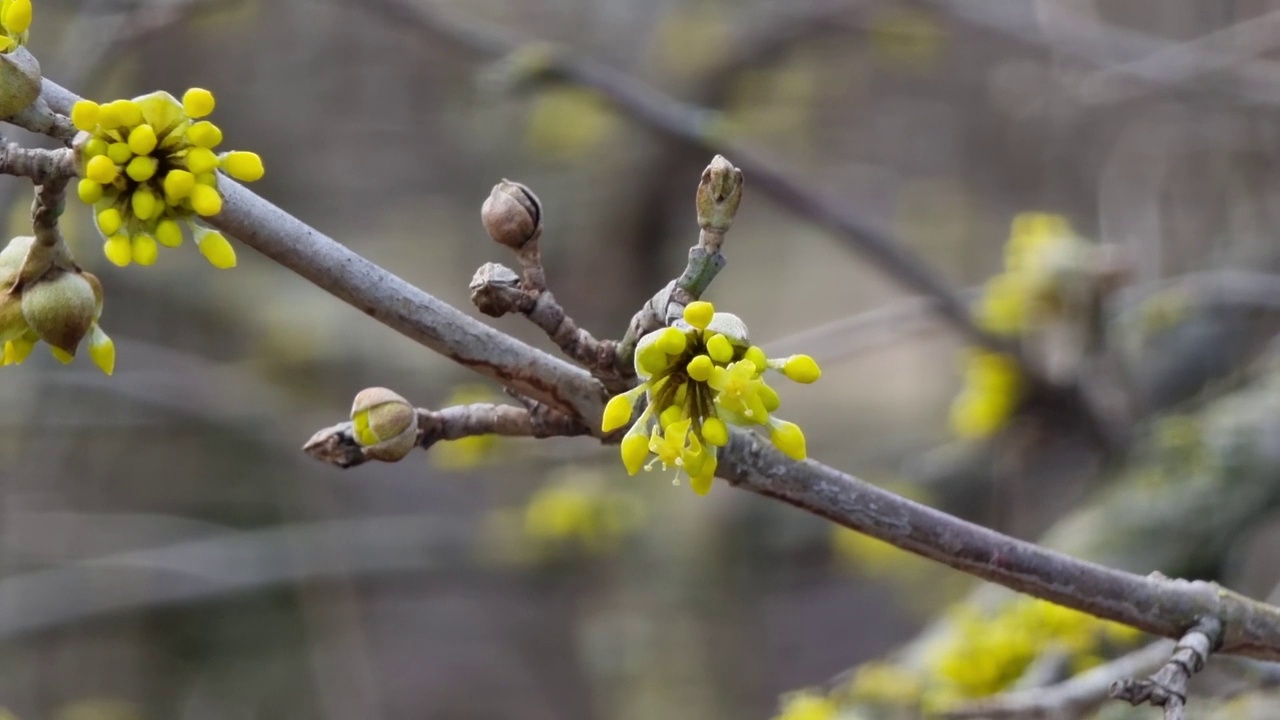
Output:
88 324 115 375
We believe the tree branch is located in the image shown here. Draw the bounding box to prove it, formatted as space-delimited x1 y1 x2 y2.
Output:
942 640 1174 719
1110 616 1223 719
21 77 1280 667
304 401 591 469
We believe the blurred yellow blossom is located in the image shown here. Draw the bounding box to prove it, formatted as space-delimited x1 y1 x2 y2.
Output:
431 384 502 470
920 596 1143 711
772 691 839 720
949 212 1085 439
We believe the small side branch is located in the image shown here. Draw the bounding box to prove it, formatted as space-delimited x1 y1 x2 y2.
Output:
304 401 592 468
469 262 623 389
0 143 75 186
1109 617 1223 720
943 640 1173 719
474 180 621 384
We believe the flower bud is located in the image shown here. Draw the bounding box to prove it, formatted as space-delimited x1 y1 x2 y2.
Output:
0 46 40 119
20 270 96 355
695 155 743 233
350 387 418 462
481 179 542 249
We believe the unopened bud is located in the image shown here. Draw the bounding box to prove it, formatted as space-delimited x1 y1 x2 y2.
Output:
695 155 743 233
20 270 95 355
481 180 542 250
350 387 418 462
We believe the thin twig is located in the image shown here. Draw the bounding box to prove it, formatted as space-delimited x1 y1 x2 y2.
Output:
304 401 591 469
943 640 1173 719
1110 616 1223 719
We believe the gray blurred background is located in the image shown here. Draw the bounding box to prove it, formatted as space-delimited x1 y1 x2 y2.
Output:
4 1 1280 718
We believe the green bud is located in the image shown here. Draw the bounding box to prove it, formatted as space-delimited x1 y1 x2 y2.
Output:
0 46 40 120
350 387 418 462
481 180 542 250
20 270 96 355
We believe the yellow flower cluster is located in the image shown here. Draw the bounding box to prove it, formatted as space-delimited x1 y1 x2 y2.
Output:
71 89 264 269
0 0 30 52
922 597 1142 709
949 212 1079 439
0 236 114 374
602 301 821 495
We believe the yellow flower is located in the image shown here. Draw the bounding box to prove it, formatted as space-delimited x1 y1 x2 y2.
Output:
604 301 818 494
71 89 264 269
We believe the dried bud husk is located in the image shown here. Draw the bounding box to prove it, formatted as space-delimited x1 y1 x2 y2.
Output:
20 270 96 355
0 287 24 342
0 235 32 281
350 387 419 462
481 180 542 249
0 46 40 119
83 271 105 320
